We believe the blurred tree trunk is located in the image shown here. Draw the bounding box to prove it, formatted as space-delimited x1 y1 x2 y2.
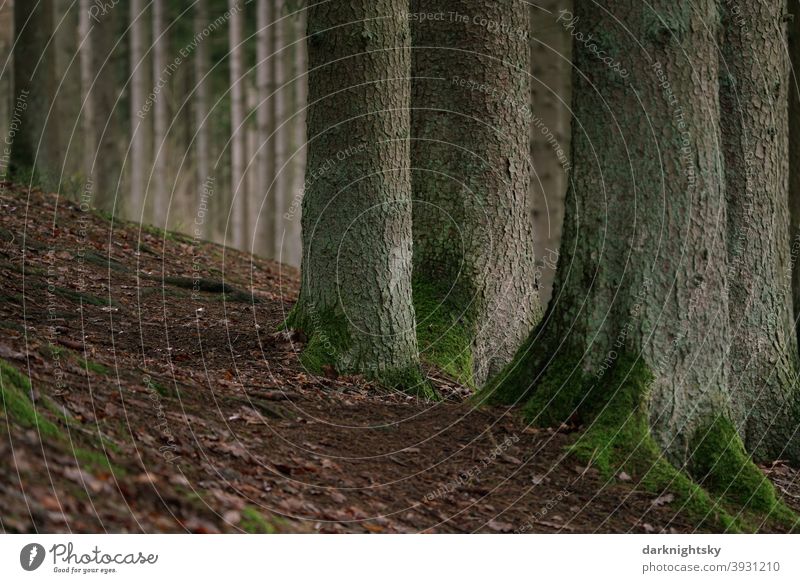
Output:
287 0 422 387
12 0 59 184
268 0 287 259
285 6 307 267
256 0 272 257
530 0 572 305
411 0 540 387
79 0 117 209
194 0 211 239
151 0 168 224
129 0 149 220
229 0 246 248
0 0 12 167
55 0 82 184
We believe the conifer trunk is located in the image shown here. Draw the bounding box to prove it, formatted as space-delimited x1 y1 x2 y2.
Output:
488 0 731 461
720 0 800 461
410 0 541 387
288 0 421 385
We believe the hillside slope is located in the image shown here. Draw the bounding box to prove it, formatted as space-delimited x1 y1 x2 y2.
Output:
1 184 797 533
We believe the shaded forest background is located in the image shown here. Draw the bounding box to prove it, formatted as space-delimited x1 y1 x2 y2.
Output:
0 0 570 290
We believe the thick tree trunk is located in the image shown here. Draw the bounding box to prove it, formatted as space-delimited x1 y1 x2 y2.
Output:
288 0 421 385
487 0 730 461
720 1 800 462
12 0 59 183
529 0 572 306
129 0 149 220
56 0 82 182
410 0 540 387
228 0 246 249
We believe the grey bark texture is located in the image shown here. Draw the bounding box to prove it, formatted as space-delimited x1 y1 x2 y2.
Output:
410 0 541 387
720 0 800 461
290 0 420 379
491 0 732 461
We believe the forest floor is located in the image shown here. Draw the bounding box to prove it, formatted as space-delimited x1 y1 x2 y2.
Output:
1 184 799 534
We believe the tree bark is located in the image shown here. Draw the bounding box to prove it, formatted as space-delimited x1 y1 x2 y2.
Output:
79 0 117 210
255 0 272 257
286 7 307 268
129 0 149 220
12 0 60 183
267 0 287 259
720 1 800 462
0 1 12 172
410 0 540 387
228 0 247 249
790 0 800 352
288 0 421 384
151 0 168 224
487 0 731 461
194 0 211 239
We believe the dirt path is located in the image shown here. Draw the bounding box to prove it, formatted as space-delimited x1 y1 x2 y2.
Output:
1 185 797 533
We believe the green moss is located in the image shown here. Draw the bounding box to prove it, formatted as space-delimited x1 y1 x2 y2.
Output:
285 302 352 375
0 320 25 333
52 286 121 308
81 251 128 273
0 359 60 438
81 358 110 375
690 417 797 528
285 301 437 399
562 356 739 531
521 353 588 426
74 447 125 476
239 506 278 534
376 366 439 400
413 280 475 388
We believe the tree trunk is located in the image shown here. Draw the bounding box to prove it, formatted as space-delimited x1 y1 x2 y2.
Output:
0 0 12 168
268 0 287 258
151 0 168 224
12 0 59 184
529 0 572 306
286 7 307 268
790 0 800 352
410 0 540 387
55 0 82 183
255 0 272 257
288 0 422 387
129 0 149 221
720 1 800 462
229 0 246 249
487 0 730 462
194 0 211 239
79 0 116 209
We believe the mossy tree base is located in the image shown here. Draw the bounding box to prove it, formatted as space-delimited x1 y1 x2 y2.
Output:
284 302 437 400
486 353 798 532
413 280 475 389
